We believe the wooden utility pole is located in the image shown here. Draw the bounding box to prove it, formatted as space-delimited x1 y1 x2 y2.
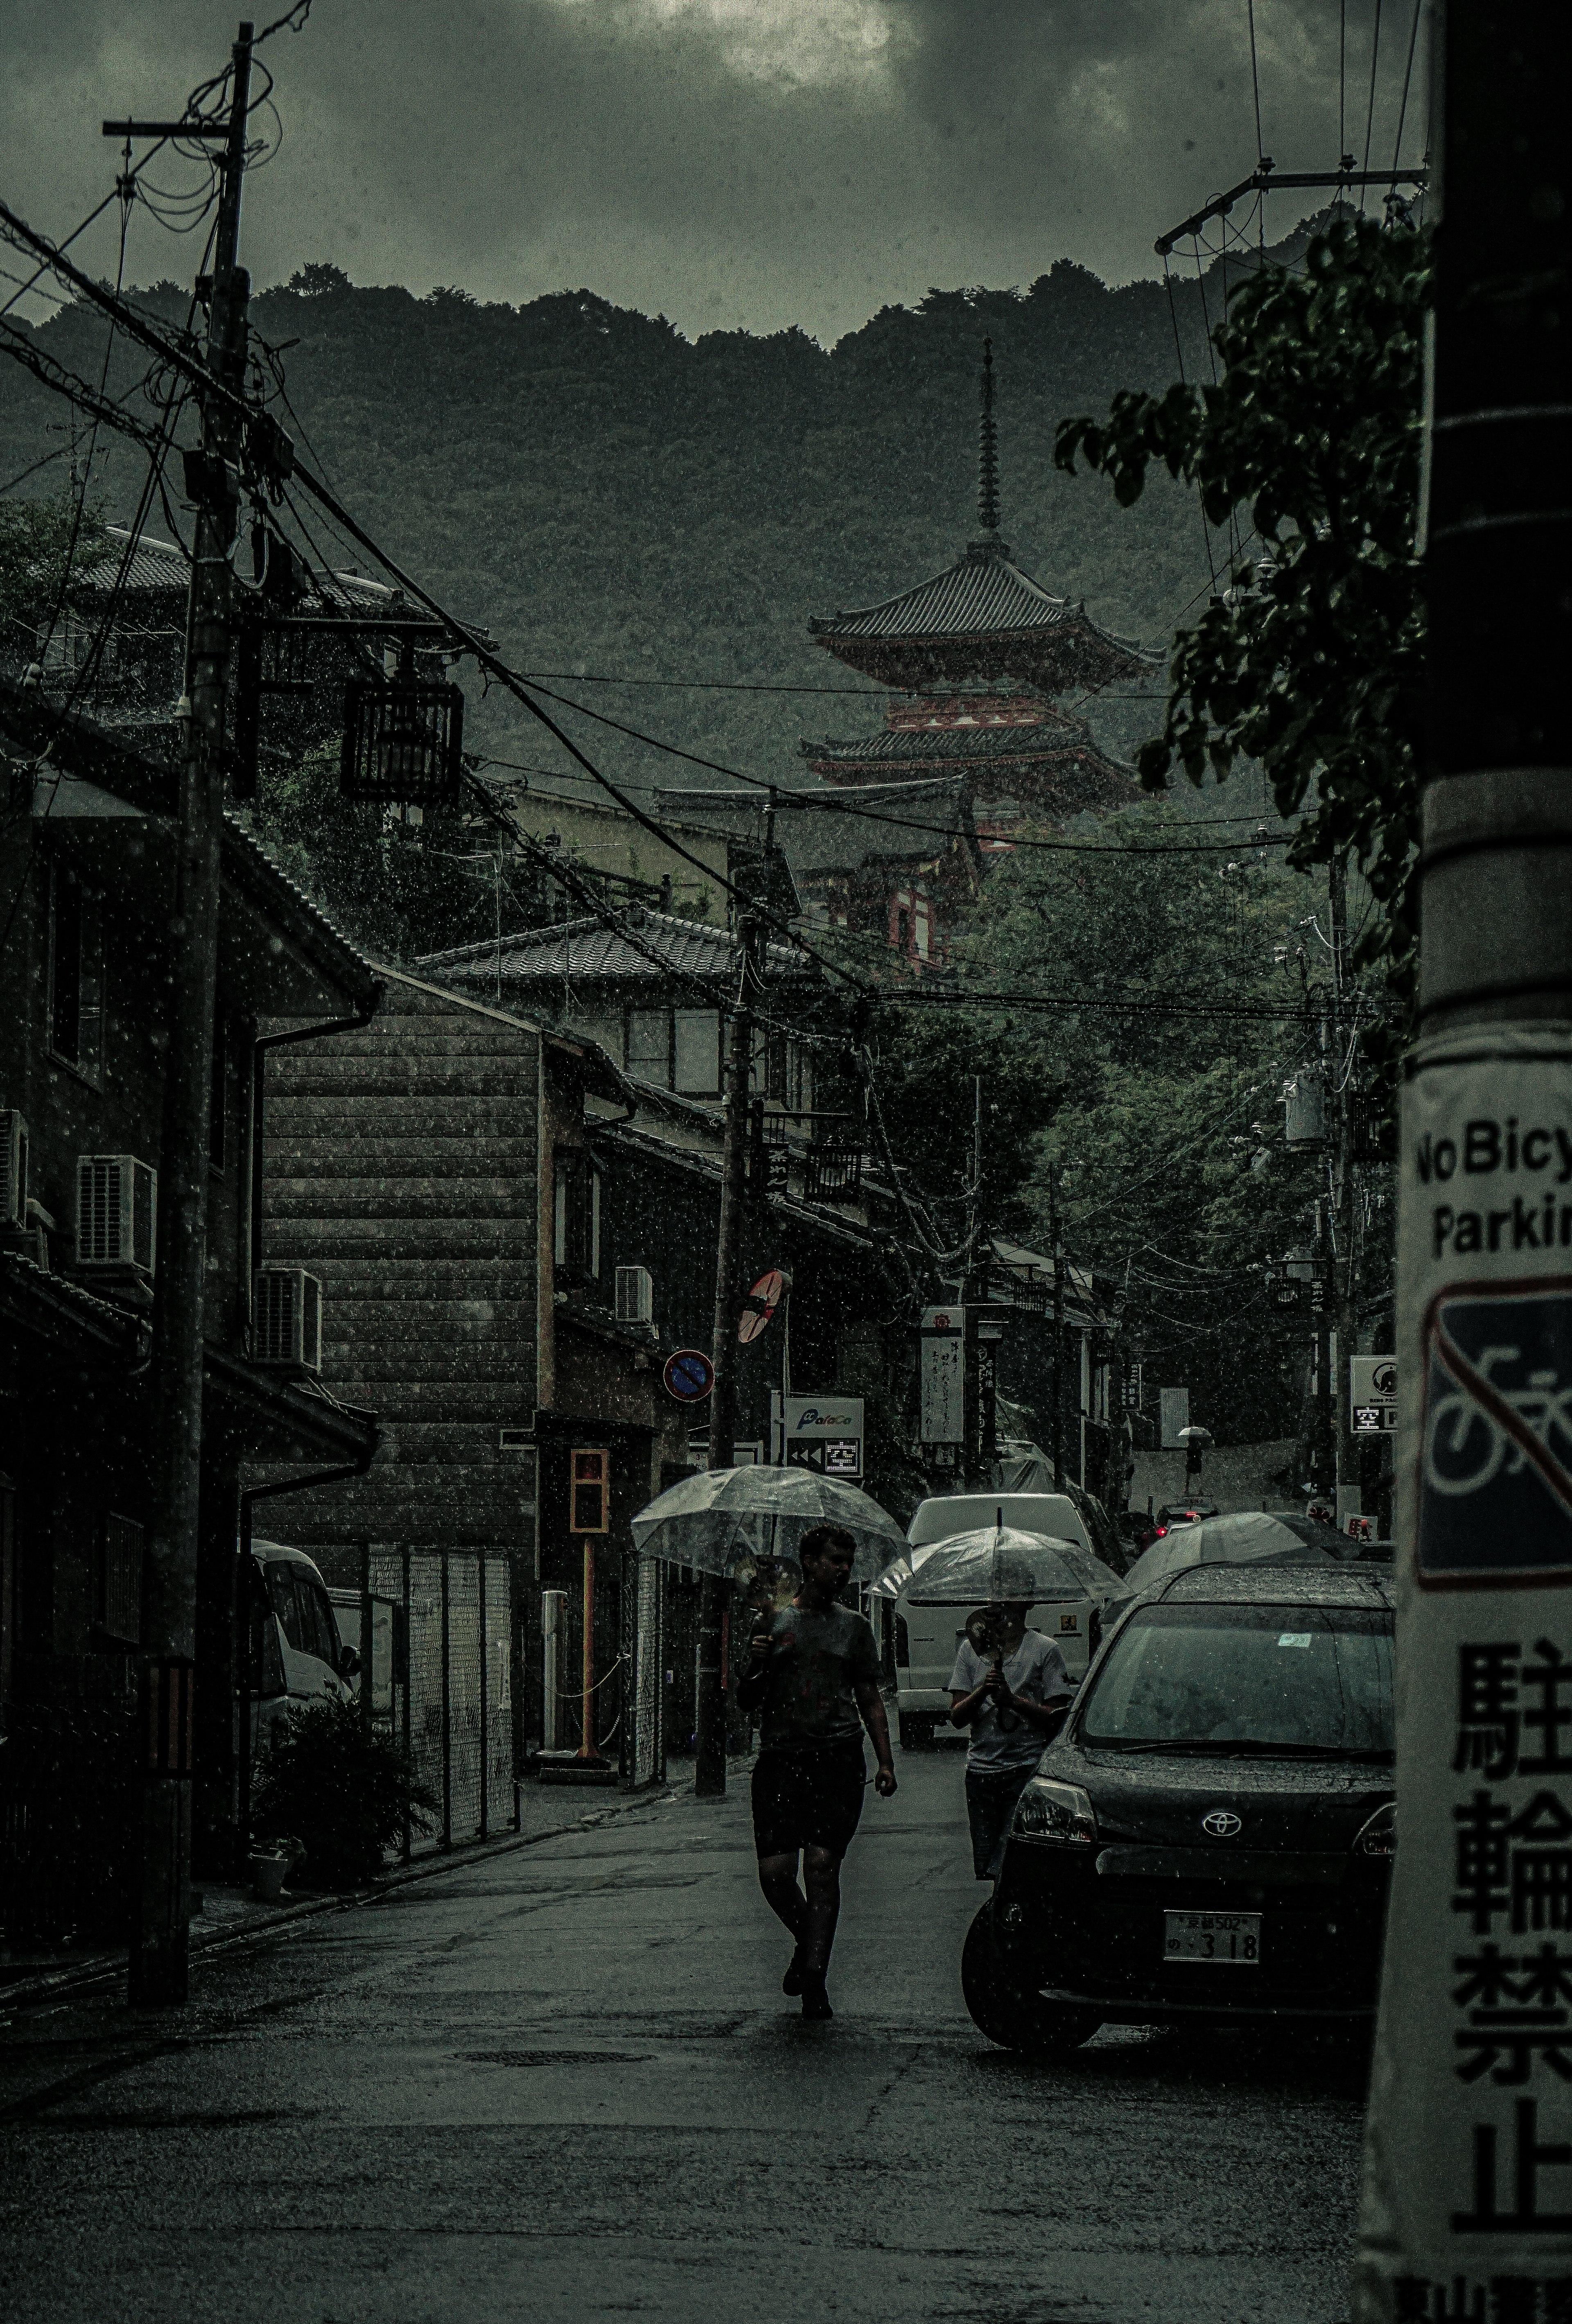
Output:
132 20 254 2007
1353 9 1572 2313
695 899 762 1799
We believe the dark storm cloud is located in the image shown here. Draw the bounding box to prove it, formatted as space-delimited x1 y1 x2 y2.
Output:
3 1 1427 340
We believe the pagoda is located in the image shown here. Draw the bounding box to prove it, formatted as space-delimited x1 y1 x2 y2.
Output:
802 342 1154 853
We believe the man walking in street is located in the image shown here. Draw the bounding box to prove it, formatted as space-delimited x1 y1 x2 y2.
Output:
736 1521 897 2021
949 1602 1072 1880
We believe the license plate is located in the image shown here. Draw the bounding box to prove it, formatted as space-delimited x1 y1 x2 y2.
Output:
1163 1909 1262 1965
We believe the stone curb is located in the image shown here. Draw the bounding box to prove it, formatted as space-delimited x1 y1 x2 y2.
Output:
0 1777 691 2019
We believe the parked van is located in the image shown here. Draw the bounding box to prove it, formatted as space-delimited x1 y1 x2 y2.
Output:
892 1493 1115 1751
250 1538 359 1749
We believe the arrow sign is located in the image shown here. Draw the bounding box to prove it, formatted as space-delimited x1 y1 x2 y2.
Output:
738 1268 789 1346
662 1348 715 1403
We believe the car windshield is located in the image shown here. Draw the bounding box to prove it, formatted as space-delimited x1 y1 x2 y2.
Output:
1079 1601 1394 1757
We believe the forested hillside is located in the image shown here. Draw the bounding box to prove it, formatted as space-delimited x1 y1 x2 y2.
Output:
0 249 1262 794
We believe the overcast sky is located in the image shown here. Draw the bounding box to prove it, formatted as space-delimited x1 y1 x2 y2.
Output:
6 0 1429 343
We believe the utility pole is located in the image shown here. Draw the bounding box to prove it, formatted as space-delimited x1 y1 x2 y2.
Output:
696 876 764 1800
131 20 255 2007
1328 857 1363 1526
1353 10 1572 2316
1050 1175 1066 1491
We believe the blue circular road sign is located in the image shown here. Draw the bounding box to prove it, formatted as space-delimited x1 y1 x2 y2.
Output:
663 1348 714 1403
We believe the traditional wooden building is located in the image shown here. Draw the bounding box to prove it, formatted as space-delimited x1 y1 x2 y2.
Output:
653 777 983 970
803 343 1154 854
0 678 382 1927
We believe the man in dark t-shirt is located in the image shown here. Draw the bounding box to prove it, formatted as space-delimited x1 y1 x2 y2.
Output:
736 1522 896 2020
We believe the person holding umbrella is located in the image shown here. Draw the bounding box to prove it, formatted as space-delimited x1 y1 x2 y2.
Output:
736 1521 897 2021
949 1601 1073 1881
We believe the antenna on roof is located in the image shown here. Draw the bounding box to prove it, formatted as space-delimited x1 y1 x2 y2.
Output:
977 337 1001 538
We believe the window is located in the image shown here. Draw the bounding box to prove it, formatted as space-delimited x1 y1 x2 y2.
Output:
554 1150 601 1279
99 1513 143 1645
265 1560 340 1668
896 907 911 953
673 1009 721 1096
626 1010 671 1086
47 863 103 1080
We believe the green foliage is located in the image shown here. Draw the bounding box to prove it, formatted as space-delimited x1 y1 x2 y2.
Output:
871 808 1334 1438
0 488 106 661
253 742 533 962
251 1696 438 1888
1055 217 1429 1049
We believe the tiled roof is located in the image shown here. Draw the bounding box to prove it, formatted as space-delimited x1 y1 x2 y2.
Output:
809 539 1145 657
802 726 1126 767
220 813 383 1009
418 906 812 993
72 528 397 610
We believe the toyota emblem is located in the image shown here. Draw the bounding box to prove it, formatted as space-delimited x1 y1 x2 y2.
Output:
1202 1810 1243 1838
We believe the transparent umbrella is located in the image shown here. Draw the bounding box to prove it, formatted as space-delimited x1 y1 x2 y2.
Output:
629 1464 907 1588
869 1524 1121 1606
1117 1509 1356 1603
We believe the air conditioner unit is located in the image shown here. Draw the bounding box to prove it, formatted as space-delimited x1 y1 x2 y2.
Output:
76 1154 157 1274
0 1111 26 1228
615 1264 654 1326
254 1267 323 1372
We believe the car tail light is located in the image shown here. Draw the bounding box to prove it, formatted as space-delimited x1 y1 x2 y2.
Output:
1012 1779 1098 1848
894 1616 910 1668
1355 1801 1396 1860
1154 1524 1170 1537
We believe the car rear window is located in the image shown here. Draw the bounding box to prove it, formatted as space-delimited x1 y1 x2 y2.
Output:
1080 1601 1394 1757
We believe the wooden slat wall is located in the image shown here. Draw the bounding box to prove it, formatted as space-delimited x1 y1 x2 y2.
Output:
260 978 539 1559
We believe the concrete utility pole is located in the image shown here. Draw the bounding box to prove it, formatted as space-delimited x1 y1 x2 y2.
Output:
695 898 763 1800
1353 9 1572 2315
1329 858 1365 1525
133 20 254 2007
1050 1179 1066 1492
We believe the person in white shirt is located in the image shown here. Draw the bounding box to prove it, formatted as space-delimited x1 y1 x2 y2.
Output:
948 1601 1073 1879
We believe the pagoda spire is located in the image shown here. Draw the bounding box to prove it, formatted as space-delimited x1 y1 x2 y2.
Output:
977 336 1001 538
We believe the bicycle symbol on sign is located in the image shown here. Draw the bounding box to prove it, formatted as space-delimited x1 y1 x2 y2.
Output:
1418 1286 1572 1585
1425 1345 1572 1497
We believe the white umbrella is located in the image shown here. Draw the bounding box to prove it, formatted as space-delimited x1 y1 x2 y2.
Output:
630 1464 908 1583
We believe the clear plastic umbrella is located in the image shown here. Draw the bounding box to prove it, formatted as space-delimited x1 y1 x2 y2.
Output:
868 1524 1121 1605
629 1464 907 1585
1117 1509 1355 1602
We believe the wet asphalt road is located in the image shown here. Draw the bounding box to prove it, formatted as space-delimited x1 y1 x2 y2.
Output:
0 1751 1368 2324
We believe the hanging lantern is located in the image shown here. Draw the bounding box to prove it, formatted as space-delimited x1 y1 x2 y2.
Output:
340 675 465 806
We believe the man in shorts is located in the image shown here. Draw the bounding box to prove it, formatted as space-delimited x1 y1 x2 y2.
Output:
736 1521 897 2020
948 1601 1072 1880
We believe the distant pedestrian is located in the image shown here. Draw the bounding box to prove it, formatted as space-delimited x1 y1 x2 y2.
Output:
948 1602 1072 1880
735 1521 897 2021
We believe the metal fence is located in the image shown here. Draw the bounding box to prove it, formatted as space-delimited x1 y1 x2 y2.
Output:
366 1547 518 1856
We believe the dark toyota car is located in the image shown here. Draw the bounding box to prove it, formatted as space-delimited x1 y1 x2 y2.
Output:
963 1563 1395 2055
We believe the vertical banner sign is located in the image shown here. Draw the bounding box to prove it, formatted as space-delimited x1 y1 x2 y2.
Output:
1159 1387 1190 1450
920 1307 965 1446
1357 1032 1572 2317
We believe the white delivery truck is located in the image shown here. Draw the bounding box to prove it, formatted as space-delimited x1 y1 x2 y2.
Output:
891 1492 1116 1750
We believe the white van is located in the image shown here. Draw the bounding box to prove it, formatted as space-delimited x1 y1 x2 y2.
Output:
251 1538 359 1749
892 1493 1114 1751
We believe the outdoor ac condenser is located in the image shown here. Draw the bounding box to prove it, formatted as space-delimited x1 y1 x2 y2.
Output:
0 1112 27 1229
254 1267 323 1372
615 1264 654 1326
75 1154 157 1274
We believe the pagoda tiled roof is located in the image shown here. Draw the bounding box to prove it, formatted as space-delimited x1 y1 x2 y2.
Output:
809 537 1150 663
801 725 1123 768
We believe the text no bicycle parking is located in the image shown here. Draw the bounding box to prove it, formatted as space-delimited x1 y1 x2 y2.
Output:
1416 1118 1572 1588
